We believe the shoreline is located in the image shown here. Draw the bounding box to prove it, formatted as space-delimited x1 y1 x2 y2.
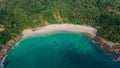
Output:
22 24 97 38
0 34 23 66
0 24 120 67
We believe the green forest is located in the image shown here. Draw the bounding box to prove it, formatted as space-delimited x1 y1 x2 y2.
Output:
0 0 120 47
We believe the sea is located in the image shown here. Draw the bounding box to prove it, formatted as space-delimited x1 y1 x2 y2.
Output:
2 32 120 68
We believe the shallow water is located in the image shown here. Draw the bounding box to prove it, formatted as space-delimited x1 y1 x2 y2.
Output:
3 32 120 68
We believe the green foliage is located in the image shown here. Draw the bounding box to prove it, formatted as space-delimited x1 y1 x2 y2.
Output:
98 12 120 43
98 26 120 43
0 30 13 45
0 0 120 45
99 12 120 26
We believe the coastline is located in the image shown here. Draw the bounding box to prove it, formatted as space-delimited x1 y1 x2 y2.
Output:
0 34 23 66
22 24 97 38
0 24 120 66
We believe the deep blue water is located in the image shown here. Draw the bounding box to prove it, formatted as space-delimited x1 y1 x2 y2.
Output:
2 32 120 68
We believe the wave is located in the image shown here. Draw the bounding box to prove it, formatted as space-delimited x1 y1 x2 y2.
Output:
1 55 7 68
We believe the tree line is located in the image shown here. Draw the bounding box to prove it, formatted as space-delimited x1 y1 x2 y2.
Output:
0 0 120 47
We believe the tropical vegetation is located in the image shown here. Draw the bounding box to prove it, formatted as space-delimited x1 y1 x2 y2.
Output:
0 0 120 48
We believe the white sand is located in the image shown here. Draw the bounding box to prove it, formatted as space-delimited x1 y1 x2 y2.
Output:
22 24 97 38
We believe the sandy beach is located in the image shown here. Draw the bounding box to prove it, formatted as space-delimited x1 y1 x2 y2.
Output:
22 24 97 38
1 24 120 66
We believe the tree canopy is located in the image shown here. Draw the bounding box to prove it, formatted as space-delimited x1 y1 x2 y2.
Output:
0 0 120 45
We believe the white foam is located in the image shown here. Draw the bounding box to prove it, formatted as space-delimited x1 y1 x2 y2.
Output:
1 55 7 68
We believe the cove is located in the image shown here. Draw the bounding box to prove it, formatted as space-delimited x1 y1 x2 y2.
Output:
2 32 120 68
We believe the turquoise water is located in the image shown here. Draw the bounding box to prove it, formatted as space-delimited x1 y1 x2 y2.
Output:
3 32 120 68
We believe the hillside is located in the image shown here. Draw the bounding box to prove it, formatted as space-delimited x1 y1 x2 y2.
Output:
0 0 120 46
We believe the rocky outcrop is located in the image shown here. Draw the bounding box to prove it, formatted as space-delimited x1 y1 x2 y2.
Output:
0 46 9 61
83 33 120 61
91 35 120 62
81 33 120 59
0 34 23 64
93 35 120 55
